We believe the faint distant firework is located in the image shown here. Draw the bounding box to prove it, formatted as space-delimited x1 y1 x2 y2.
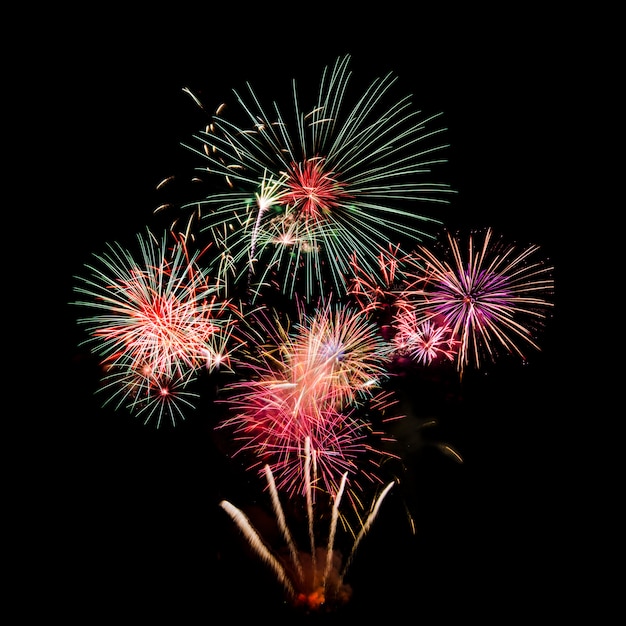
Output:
391 311 459 366
72 229 241 426
215 301 403 525
165 54 453 302
400 227 554 376
219 438 395 613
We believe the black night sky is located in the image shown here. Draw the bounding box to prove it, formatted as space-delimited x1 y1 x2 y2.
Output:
23 8 601 624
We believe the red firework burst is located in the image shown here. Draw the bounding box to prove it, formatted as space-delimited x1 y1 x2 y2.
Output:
73 229 241 425
282 157 352 219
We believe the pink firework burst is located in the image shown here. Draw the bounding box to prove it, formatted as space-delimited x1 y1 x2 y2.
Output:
216 302 402 513
219 386 374 495
400 227 555 376
392 310 458 366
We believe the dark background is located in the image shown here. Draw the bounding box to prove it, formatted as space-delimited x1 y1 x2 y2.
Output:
21 7 599 624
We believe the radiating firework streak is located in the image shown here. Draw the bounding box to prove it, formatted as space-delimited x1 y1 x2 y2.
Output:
72 229 241 425
215 301 402 509
248 171 289 254
401 227 554 376
219 437 394 612
304 435 317 576
324 470 347 587
339 480 395 580
264 463 304 585
218 500 297 600
177 54 453 302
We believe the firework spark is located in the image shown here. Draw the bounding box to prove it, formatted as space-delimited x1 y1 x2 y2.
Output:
400 227 554 376
72 229 241 425
176 54 453 302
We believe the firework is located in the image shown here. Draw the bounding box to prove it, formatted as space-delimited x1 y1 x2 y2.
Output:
72 229 241 425
347 242 414 338
174 54 453 302
215 301 402 518
67 50 559 618
288 298 394 408
98 366 200 428
219 439 395 613
400 227 554 376
391 310 459 366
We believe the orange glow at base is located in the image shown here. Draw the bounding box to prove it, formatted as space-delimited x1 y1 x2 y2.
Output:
295 587 326 610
